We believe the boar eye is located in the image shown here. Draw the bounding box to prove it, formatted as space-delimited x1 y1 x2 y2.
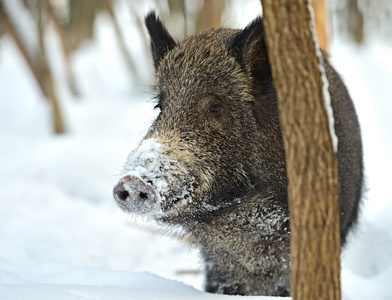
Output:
209 105 221 112
205 104 223 118
207 104 224 115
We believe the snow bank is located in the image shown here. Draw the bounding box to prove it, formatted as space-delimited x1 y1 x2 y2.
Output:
2 264 278 300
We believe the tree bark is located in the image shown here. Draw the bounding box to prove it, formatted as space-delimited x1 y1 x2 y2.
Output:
46 0 80 97
0 0 66 134
260 1 341 299
311 0 330 51
38 0 66 134
0 0 47 98
104 0 140 85
196 0 225 32
337 0 364 44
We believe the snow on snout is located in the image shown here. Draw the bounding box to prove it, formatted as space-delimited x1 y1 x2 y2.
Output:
115 138 193 217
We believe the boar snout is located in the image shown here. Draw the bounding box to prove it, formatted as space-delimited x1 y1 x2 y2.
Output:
113 175 157 215
113 138 197 217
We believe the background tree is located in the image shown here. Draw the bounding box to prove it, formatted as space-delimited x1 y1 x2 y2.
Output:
0 0 390 135
312 0 330 51
0 0 66 133
333 0 392 45
260 0 341 299
0 0 228 135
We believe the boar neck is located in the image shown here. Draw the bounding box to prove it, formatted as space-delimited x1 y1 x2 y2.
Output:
187 194 291 295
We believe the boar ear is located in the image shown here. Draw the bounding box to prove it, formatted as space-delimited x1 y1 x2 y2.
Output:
145 11 177 70
231 16 271 91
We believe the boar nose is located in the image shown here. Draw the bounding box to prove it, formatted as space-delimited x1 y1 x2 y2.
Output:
113 175 157 212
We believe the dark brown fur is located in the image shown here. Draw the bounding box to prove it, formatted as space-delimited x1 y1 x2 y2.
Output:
113 12 363 296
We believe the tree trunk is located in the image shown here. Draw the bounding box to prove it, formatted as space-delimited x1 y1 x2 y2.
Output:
311 0 330 51
196 0 225 32
0 0 66 134
38 0 66 134
260 1 341 299
104 0 140 85
46 0 80 97
340 0 364 44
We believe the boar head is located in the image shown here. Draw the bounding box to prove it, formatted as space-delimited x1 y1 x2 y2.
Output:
113 12 287 224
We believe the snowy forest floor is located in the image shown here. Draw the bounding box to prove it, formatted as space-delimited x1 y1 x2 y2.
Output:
1 9 392 300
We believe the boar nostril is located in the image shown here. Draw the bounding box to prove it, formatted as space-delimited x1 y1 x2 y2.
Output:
139 192 149 200
113 175 158 214
114 184 129 201
117 190 129 201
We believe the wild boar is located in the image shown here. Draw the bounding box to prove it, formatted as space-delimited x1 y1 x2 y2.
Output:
113 11 363 296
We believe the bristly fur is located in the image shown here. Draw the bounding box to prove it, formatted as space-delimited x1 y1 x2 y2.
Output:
145 11 177 70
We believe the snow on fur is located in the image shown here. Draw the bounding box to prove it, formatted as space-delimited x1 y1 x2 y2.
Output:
118 138 194 217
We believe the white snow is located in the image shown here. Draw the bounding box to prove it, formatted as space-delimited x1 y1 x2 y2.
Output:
1 264 253 300
0 1 392 299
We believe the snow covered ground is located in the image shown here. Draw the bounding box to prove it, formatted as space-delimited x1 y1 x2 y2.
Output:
1 2 392 300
